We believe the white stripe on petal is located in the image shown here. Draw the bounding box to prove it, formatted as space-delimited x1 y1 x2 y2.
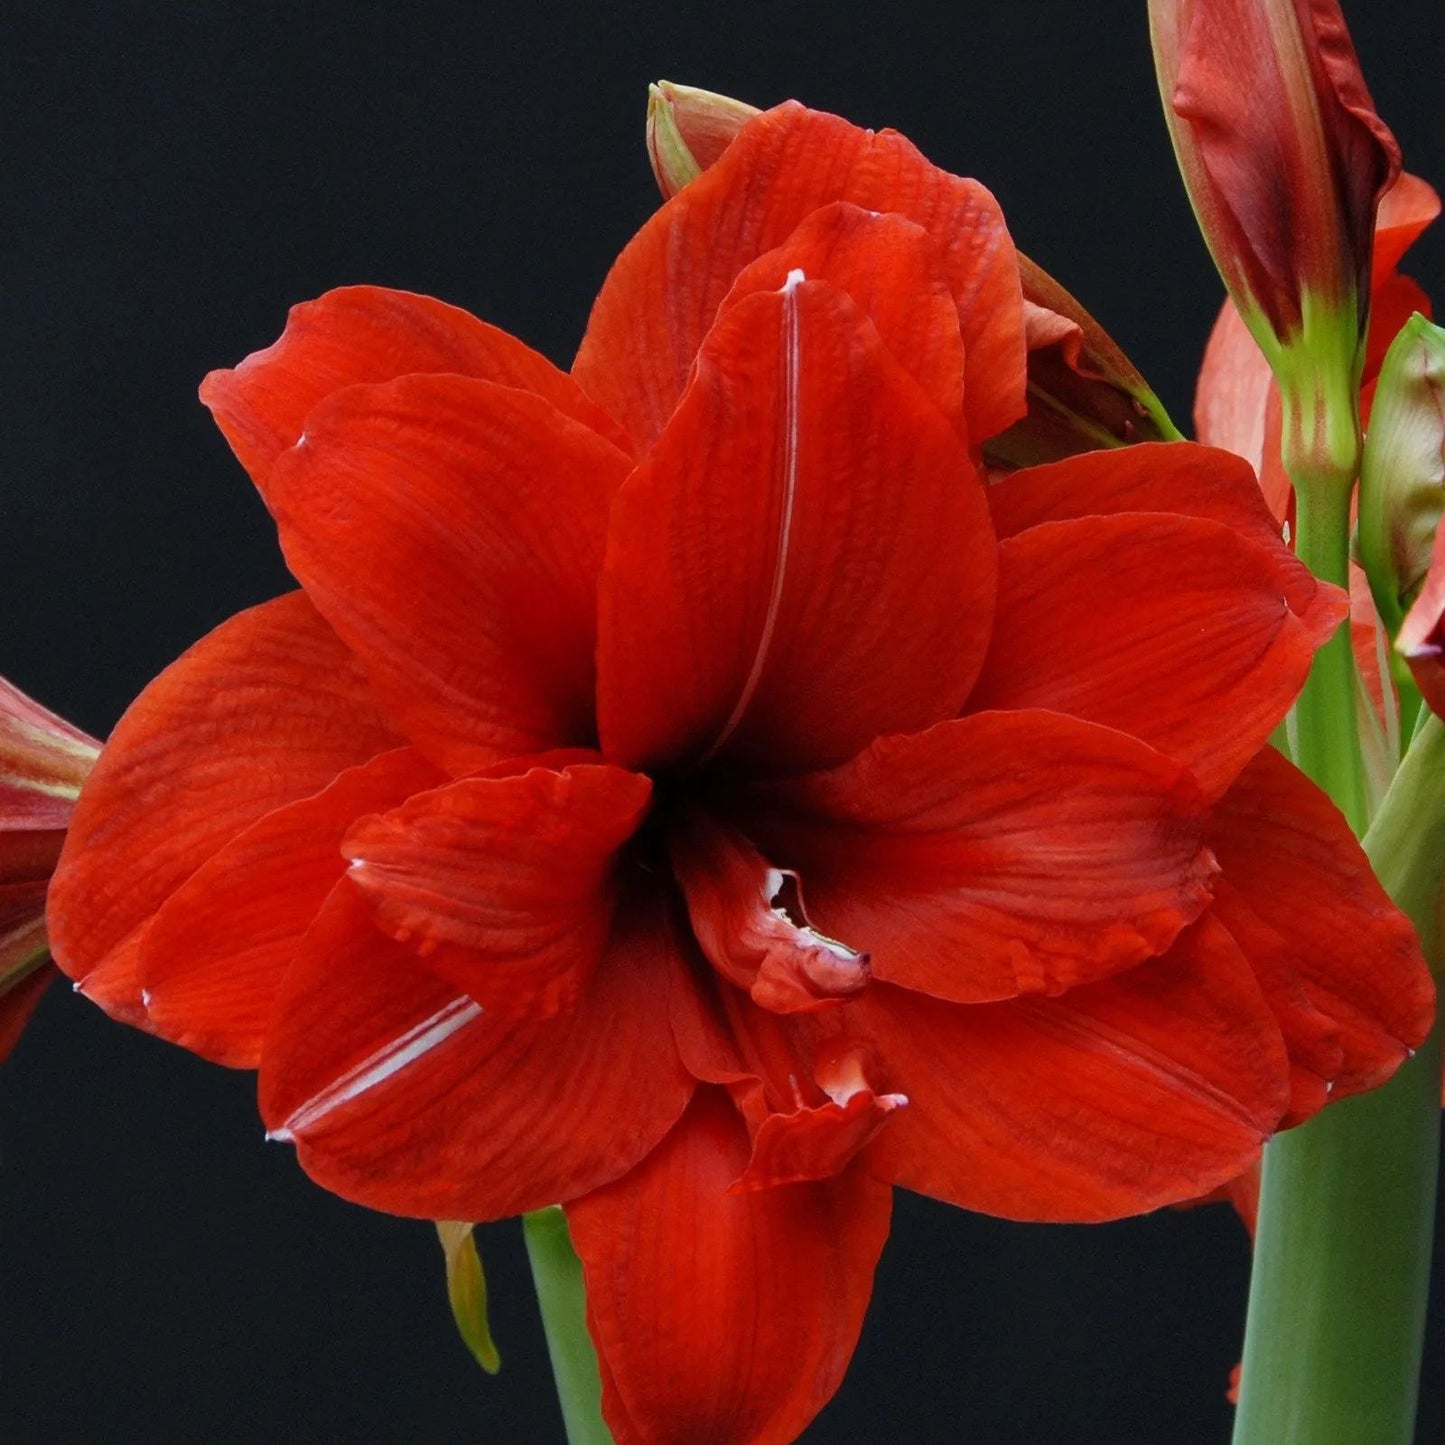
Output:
267 995 483 1142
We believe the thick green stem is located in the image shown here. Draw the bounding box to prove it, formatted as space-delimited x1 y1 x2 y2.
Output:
1290 469 1370 835
524 1207 614 1445
1232 716 1445 1445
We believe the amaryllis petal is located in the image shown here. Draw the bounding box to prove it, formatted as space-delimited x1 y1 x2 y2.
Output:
263 374 632 773
1194 300 1294 523
743 710 1216 1005
138 747 444 1067
574 100 1025 452
200 284 629 486
670 813 870 1015
1372 172 1442 285
721 202 967 429
854 916 1288 1221
568 1087 891 1445
969 508 1343 798
986 441 1321 620
343 762 652 1018
1209 748 1434 1099
597 276 995 775
48 593 402 1023
259 883 693 1221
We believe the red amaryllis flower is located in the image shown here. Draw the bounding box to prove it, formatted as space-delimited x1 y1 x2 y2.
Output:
48 101 1433 1445
0 679 99 1061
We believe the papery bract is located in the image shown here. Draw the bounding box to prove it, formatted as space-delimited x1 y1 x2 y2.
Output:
47 99 1434 1445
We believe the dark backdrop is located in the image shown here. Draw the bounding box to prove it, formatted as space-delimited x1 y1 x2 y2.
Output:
4 3 1445 1442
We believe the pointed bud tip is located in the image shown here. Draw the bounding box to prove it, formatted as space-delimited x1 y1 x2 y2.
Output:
645 79 760 200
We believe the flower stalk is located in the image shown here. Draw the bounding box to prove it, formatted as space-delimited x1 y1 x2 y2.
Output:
1289 459 1370 836
523 1207 614 1445
1232 715 1445 1445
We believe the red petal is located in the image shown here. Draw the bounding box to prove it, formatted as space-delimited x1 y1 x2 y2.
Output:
343 762 651 1018
968 509 1342 798
137 747 444 1067
0 961 53 1062
1209 748 1434 1099
1373 172 1441 283
574 101 1025 452
200 285 629 485
258 882 693 1220
721 202 967 429
1400 500 1445 716
1193 301 1294 525
744 711 1216 1005
987 441 1319 622
597 276 995 775
669 813 869 1014
853 915 1288 1220
48 593 401 1024
263 373 631 773
568 1087 891 1445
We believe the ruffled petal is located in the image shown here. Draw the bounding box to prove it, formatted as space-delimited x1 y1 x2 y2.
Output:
597 276 995 775
721 202 967 428
568 1087 891 1445
137 747 444 1067
574 100 1024 452
48 593 401 1024
852 915 1288 1220
669 812 870 1015
1208 748 1434 1100
343 761 651 1018
200 284 629 486
263 373 631 772
258 882 693 1221
742 711 1216 1005
968 509 1344 798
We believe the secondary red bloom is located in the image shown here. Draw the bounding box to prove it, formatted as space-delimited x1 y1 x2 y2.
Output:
1150 0 1399 345
1197 172 1440 785
0 679 99 1061
48 102 1433 1445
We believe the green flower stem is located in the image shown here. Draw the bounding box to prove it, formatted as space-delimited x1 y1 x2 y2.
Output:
524 1207 615 1445
1232 715 1445 1445
1290 467 1370 835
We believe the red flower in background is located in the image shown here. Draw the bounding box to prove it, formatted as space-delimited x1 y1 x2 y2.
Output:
48 102 1433 1445
0 680 98 1061
1196 172 1441 792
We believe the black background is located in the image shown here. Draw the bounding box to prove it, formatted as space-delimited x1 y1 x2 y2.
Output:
4 3 1445 1442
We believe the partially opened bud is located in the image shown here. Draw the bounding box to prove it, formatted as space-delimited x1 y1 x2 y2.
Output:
1358 313 1445 639
1149 0 1400 483
985 255 1181 470
646 81 760 199
0 677 99 1061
